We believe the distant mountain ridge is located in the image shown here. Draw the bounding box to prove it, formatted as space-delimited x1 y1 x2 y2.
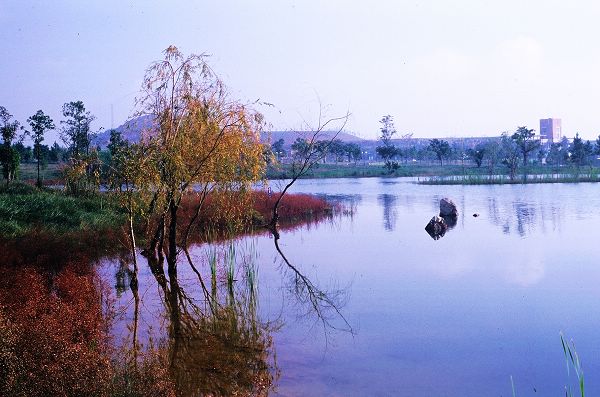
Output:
263 130 363 146
94 115 362 148
93 115 155 148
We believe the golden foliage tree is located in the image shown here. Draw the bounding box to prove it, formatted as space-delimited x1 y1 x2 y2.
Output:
130 46 266 267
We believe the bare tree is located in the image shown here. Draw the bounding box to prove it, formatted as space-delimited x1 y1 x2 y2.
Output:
264 108 354 338
266 108 350 238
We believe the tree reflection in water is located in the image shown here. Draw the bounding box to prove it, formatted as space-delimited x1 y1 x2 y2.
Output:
117 243 279 397
272 234 353 337
114 223 353 395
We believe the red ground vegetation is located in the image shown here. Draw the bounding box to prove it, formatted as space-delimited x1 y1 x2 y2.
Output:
0 228 127 271
0 265 112 396
251 190 335 223
177 190 338 241
0 262 176 397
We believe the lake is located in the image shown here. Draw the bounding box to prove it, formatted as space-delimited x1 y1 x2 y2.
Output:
105 177 600 396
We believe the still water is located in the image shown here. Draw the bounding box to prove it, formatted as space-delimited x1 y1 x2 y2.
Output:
107 177 600 396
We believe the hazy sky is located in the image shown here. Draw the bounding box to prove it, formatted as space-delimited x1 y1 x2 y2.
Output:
2 0 600 142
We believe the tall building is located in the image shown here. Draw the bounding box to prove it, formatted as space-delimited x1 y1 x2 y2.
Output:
539 118 562 143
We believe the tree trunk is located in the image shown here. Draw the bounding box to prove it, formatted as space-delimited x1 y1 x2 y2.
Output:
167 200 179 274
37 155 41 188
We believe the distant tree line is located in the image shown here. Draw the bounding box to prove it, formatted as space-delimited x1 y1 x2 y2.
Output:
5 101 600 187
0 101 101 188
371 114 600 178
266 137 362 164
263 118 600 180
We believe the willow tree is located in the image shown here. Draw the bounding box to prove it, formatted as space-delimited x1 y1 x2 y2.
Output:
134 46 265 268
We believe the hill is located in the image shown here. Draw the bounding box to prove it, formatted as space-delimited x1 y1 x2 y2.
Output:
263 130 364 146
93 115 154 148
95 115 363 148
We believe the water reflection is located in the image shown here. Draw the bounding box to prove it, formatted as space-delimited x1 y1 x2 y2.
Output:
114 243 279 397
111 227 353 395
114 257 133 297
378 194 398 231
485 196 563 237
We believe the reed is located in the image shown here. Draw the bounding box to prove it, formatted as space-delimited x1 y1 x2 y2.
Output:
561 332 585 397
510 333 585 397
226 241 236 295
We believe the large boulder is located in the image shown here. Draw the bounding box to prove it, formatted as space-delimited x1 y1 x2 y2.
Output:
439 198 458 218
425 216 447 240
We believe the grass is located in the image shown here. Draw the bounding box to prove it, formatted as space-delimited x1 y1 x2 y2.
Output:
0 182 124 238
1 162 63 185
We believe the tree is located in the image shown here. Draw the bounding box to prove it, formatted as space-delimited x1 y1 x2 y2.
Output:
466 145 486 168
133 46 266 269
105 129 131 190
483 140 501 177
536 146 547 165
27 110 55 187
595 134 600 155
344 142 362 163
13 142 32 163
569 133 593 167
291 137 309 158
271 138 286 160
546 142 563 166
376 115 399 172
107 129 127 157
328 139 346 162
511 126 540 166
0 106 22 185
267 110 349 238
500 133 520 180
428 138 451 166
48 142 66 162
61 101 95 158
546 136 571 166
61 101 99 195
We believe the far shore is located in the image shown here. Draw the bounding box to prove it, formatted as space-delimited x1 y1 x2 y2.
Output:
266 162 600 185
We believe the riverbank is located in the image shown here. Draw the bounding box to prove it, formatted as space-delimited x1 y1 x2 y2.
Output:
419 171 600 185
0 182 340 251
0 183 342 396
266 162 600 184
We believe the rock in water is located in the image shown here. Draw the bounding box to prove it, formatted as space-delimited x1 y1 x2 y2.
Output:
439 198 458 217
425 216 448 240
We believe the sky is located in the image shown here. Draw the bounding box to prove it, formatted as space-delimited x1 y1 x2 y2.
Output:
2 0 600 143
